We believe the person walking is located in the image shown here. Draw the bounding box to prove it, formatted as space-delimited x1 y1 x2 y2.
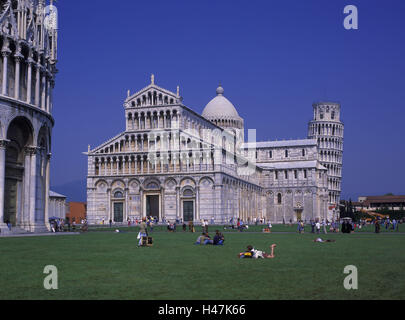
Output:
375 219 381 233
311 220 315 233
322 220 328 234
316 221 321 234
150 219 154 232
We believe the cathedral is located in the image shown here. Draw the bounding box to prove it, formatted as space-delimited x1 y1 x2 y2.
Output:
86 75 344 224
0 0 58 233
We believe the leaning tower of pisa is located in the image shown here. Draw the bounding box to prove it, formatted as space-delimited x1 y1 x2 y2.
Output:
308 102 344 219
0 0 58 233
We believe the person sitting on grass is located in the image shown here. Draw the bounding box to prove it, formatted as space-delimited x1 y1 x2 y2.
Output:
213 230 225 246
137 218 148 247
203 233 214 245
238 244 277 259
195 233 207 245
314 238 336 243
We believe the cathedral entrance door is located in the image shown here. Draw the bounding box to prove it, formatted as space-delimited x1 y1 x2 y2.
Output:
146 195 160 220
183 201 194 222
296 210 303 222
113 202 124 223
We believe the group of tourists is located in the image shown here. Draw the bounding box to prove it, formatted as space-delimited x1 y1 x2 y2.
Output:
50 218 70 232
374 218 401 233
195 230 225 246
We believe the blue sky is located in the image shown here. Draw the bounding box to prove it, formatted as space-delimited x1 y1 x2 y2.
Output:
50 0 405 202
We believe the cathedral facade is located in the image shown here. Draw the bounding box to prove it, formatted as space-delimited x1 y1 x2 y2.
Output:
0 0 58 233
86 76 344 224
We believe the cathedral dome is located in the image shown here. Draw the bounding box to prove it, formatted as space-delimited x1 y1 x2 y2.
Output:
202 86 241 119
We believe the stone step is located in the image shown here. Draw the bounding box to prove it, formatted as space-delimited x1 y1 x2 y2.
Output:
10 227 32 235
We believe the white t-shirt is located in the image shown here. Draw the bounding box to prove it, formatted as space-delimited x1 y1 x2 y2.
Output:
316 223 321 229
252 249 264 259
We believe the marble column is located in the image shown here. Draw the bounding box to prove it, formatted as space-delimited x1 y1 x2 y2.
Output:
46 77 51 113
14 54 23 100
0 140 9 229
107 189 111 221
41 69 47 110
35 63 41 107
2 50 10 96
22 147 31 227
140 188 144 218
44 153 51 231
125 188 129 222
26 58 34 104
176 187 180 219
195 186 200 221
29 147 38 231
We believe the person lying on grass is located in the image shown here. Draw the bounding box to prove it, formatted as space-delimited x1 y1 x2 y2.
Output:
314 238 336 243
238 244 277 259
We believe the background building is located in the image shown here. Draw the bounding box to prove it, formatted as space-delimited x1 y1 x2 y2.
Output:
49 190 67 219
66 202 87 224
86 76 344 224
0 0 58 233
357 195 405 211
308 102 344 218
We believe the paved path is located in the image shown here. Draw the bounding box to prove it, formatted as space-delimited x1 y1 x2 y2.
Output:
0 232 81 238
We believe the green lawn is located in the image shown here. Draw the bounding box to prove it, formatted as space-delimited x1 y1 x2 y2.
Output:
0 228 404 300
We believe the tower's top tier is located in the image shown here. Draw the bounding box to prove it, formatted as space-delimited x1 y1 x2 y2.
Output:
312 102 341 122
0 0 58 67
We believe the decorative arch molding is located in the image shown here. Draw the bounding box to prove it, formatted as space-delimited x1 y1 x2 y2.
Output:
37 125 51 154
180 177 196 188
181 186 195 197
95 179 109 193
111 179 126 190
95 179 109 188
199 177 214 191
112 188 125 199
143 177 161 190
128 179 141 193
6 115 34 145
164 177 178 190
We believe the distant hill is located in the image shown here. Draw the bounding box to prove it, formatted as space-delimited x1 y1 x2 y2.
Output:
51 179 87 203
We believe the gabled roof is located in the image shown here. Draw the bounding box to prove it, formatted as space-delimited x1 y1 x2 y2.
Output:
125 75 179 106
49 191 67 198
87 132 127 155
